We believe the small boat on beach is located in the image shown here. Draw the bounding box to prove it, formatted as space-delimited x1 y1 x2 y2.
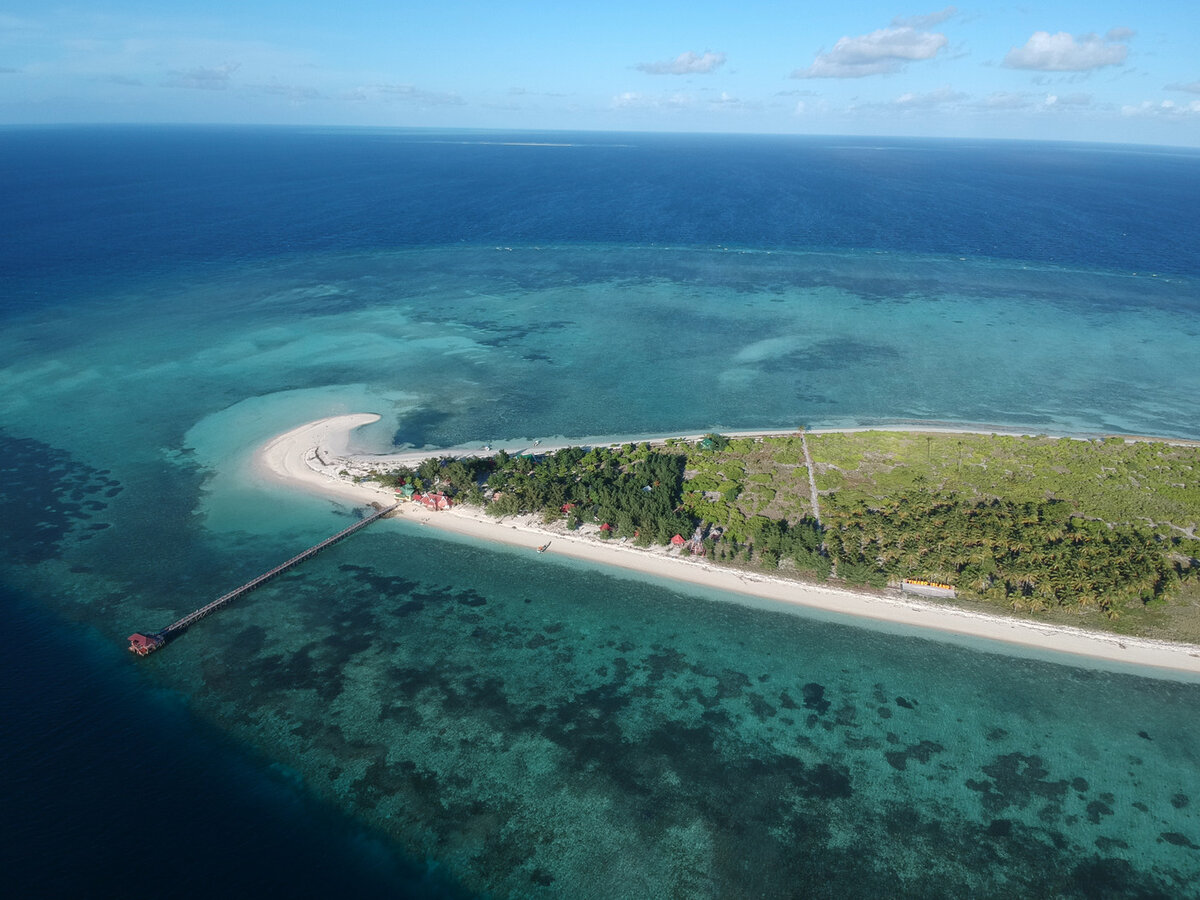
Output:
537 541 551 553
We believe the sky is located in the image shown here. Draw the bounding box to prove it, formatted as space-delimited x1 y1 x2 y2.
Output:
3 1 1200 145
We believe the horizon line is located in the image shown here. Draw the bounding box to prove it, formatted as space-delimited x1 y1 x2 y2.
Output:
3 121 1200 152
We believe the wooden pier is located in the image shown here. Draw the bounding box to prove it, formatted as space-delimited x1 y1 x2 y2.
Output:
128 502 398 656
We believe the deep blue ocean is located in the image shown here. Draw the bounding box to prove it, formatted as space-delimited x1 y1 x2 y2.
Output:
3 126 1200 898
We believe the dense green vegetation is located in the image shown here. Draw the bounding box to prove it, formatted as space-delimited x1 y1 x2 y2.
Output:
370 430 1200 627
825 492 1176 616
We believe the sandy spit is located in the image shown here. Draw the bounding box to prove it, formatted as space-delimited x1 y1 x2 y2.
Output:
254 414 1200 677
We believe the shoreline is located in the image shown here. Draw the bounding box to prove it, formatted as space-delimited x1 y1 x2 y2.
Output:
255 414 1200 677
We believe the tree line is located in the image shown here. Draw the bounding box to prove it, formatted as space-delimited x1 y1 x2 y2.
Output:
823 491 1181 617
370 436 1196 618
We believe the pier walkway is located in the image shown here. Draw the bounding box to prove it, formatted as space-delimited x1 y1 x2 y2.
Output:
128 502 398 655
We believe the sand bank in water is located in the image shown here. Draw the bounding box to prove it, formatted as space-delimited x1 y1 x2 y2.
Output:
255 414 1200 677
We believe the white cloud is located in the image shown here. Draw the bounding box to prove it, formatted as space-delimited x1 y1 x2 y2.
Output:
505 86 568 99
1121 99 1200 117
793 26 948 79
1044 92 1092 107
894 85 966 108
791 98 832 116
637 51 726 75
975 91 1032 110
703 90 758 112
164 63 239 90
95 73 142 86
374 83 465 105
1004 31 1128 72
892 6 958 29
249 82 321 101
611 91 695 110
1166 81 1200 95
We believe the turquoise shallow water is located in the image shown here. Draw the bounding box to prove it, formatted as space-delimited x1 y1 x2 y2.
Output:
3 244 1200 895
5 247 1199 455
136 525 1200 896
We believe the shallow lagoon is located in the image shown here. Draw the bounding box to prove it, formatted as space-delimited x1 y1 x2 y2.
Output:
4 128 1200 896
3 244 1200 895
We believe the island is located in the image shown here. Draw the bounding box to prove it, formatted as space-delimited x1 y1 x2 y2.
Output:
257 414 1200 674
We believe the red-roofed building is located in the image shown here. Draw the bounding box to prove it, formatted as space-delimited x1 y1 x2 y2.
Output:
670 534 686 546
413 491 452 511
128 633 164 656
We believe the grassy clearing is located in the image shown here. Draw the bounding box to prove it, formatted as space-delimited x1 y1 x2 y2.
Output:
806 431 1200 540
688 429 1200 636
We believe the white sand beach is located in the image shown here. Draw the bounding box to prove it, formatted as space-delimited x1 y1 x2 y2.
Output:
256 414 1200 676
